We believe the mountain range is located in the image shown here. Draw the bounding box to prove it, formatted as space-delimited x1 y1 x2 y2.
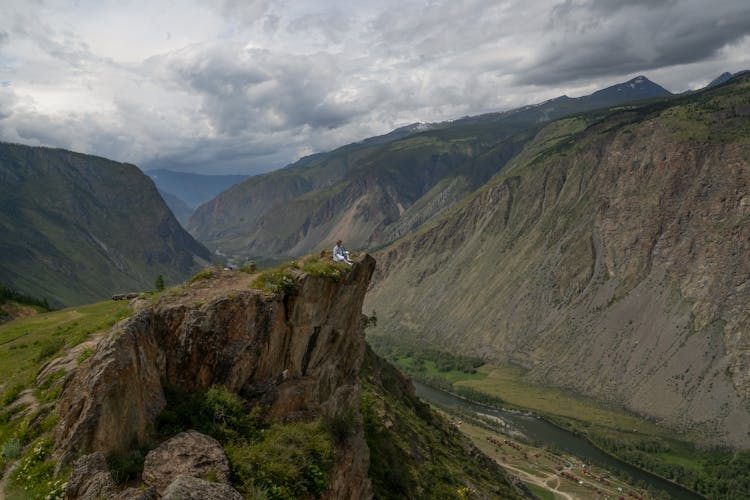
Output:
2 71 747 448
187 76 672 262
0 143 212 306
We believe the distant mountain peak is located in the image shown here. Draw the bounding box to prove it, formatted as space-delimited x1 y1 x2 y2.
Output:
706 72 734 88
585 75 671 104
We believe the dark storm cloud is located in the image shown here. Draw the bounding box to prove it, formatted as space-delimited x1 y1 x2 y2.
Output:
144 135 298 175
2 0 750 175
520 0 750 84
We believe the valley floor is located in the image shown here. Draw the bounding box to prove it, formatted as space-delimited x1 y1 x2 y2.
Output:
368 335 750 498
456 418 648 500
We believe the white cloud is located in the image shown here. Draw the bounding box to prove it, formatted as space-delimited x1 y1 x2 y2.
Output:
0 0 749 174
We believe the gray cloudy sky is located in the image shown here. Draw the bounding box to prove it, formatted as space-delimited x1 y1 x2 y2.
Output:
1 0 749 174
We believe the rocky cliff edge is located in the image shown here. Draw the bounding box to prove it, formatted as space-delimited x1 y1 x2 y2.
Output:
54 254 375 499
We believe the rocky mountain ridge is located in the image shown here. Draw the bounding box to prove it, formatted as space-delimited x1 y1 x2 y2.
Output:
365 73 750 448
187 75 673 263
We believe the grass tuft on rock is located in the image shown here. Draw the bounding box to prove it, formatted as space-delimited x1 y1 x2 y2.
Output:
301 257 350 282
187 268 215 285
250 263 299 294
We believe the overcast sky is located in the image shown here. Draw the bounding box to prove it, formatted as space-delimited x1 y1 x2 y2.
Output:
1 0 749 174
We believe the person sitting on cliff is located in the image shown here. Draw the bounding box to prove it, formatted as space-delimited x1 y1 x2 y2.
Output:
333 240 353 266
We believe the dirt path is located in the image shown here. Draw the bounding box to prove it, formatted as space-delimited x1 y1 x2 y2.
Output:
499 462 573 500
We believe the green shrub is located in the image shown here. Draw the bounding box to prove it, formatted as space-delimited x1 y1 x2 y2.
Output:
250 263 299 294
77 348 94 364
188 268 215 285
9 437 64 500
156 384 260 443
301 258 349 282
35 371 66 404
107 448 148 485
1 383 25 406
155 384 337 498
239 262 257 274
365 310 378 328
323 409 360 444
1 437 21 459
155 274 165 292
35 337 65 362
227 420 333 499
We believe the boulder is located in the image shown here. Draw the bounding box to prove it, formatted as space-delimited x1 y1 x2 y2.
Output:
142 430 230 493
64 452 116 500
161 475 243 500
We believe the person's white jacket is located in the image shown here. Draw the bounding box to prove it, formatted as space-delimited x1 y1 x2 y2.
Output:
333 244 352 264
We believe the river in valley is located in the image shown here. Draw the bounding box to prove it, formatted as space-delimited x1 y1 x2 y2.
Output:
414 381 705 500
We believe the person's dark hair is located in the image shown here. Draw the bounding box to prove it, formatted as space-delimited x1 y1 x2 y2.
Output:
336 240 342 245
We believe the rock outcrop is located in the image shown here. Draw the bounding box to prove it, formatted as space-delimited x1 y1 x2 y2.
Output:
54 254 375 499
161 476 242 500
64 452 116 500
141 431 231 494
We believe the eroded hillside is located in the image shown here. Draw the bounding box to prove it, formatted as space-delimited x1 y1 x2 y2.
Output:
366 74 750 447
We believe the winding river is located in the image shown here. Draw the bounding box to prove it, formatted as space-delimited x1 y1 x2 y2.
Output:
414 381 705 500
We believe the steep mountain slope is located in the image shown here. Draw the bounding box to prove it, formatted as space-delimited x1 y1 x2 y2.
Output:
146 169 248 208
365 74 750 448
188 76 671 262
707 72 735 88
158 189 193 226
360 345 525 499
0 143 211 306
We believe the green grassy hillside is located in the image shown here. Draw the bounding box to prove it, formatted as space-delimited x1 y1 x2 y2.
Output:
361 345 525 499
0 300 132 498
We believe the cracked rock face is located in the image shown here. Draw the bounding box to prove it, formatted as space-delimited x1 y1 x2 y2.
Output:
54 254 375 499
64 452 116 500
